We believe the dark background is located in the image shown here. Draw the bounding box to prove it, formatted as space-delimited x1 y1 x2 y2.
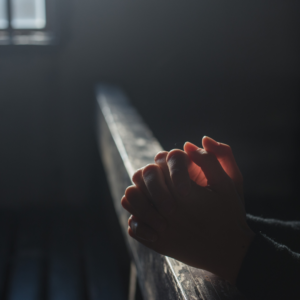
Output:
0 1 299 298
0 0 299 229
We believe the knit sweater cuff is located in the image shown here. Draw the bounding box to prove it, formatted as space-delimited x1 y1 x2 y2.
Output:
236 232 300 299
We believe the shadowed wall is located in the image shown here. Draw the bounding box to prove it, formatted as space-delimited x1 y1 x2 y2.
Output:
0 1 299 218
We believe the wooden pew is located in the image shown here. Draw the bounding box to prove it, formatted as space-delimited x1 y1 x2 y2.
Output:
96 84 247 300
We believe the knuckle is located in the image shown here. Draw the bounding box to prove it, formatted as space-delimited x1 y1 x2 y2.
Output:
121 196 127 206
167 150 187 168
125 185 138 198
154 151 168 163
132 168 143 184
221 143 232 154
143 164 160 177
125 191 148 215
167 149 185 162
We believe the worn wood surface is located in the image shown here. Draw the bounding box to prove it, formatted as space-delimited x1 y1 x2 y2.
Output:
96 84 247 300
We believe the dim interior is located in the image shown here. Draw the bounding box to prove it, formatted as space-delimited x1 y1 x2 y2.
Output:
0 1 299 299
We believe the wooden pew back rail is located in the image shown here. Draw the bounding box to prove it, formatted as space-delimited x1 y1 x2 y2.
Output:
96 84 246 300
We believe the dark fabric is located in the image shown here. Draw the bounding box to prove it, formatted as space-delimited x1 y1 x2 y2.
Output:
236 215 300 300
246 215 300 253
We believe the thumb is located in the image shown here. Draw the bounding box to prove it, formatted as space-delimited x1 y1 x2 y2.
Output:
202 136 244 201
202 136 243 184
184 142 231 193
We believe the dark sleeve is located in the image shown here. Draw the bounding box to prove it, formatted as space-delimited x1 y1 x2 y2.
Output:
246 214 300 253
236 232 300 300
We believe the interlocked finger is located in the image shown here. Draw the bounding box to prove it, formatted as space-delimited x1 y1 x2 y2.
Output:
128 215 158 243
142 164 177 216
123 186 167 232
154 151 179 198
132 168 152 201
166 150 192 197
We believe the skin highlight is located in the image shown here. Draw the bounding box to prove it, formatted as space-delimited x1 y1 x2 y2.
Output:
121 136 255 285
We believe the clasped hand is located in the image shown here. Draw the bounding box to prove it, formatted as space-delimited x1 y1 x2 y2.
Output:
121 136 255 285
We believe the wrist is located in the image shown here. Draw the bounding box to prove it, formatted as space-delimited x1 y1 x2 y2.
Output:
225 228 256 285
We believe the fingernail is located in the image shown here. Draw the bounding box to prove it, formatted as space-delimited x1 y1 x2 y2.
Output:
177 182 190 197
128 215 133 226
184 142 199 152
202 136 219 145
131 220 158 242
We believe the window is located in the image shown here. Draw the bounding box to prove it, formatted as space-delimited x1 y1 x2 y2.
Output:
0 0 8 29
0 0 55 45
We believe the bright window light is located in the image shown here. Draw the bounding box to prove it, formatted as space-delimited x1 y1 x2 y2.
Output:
0 0 8 29
11 0 46 29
